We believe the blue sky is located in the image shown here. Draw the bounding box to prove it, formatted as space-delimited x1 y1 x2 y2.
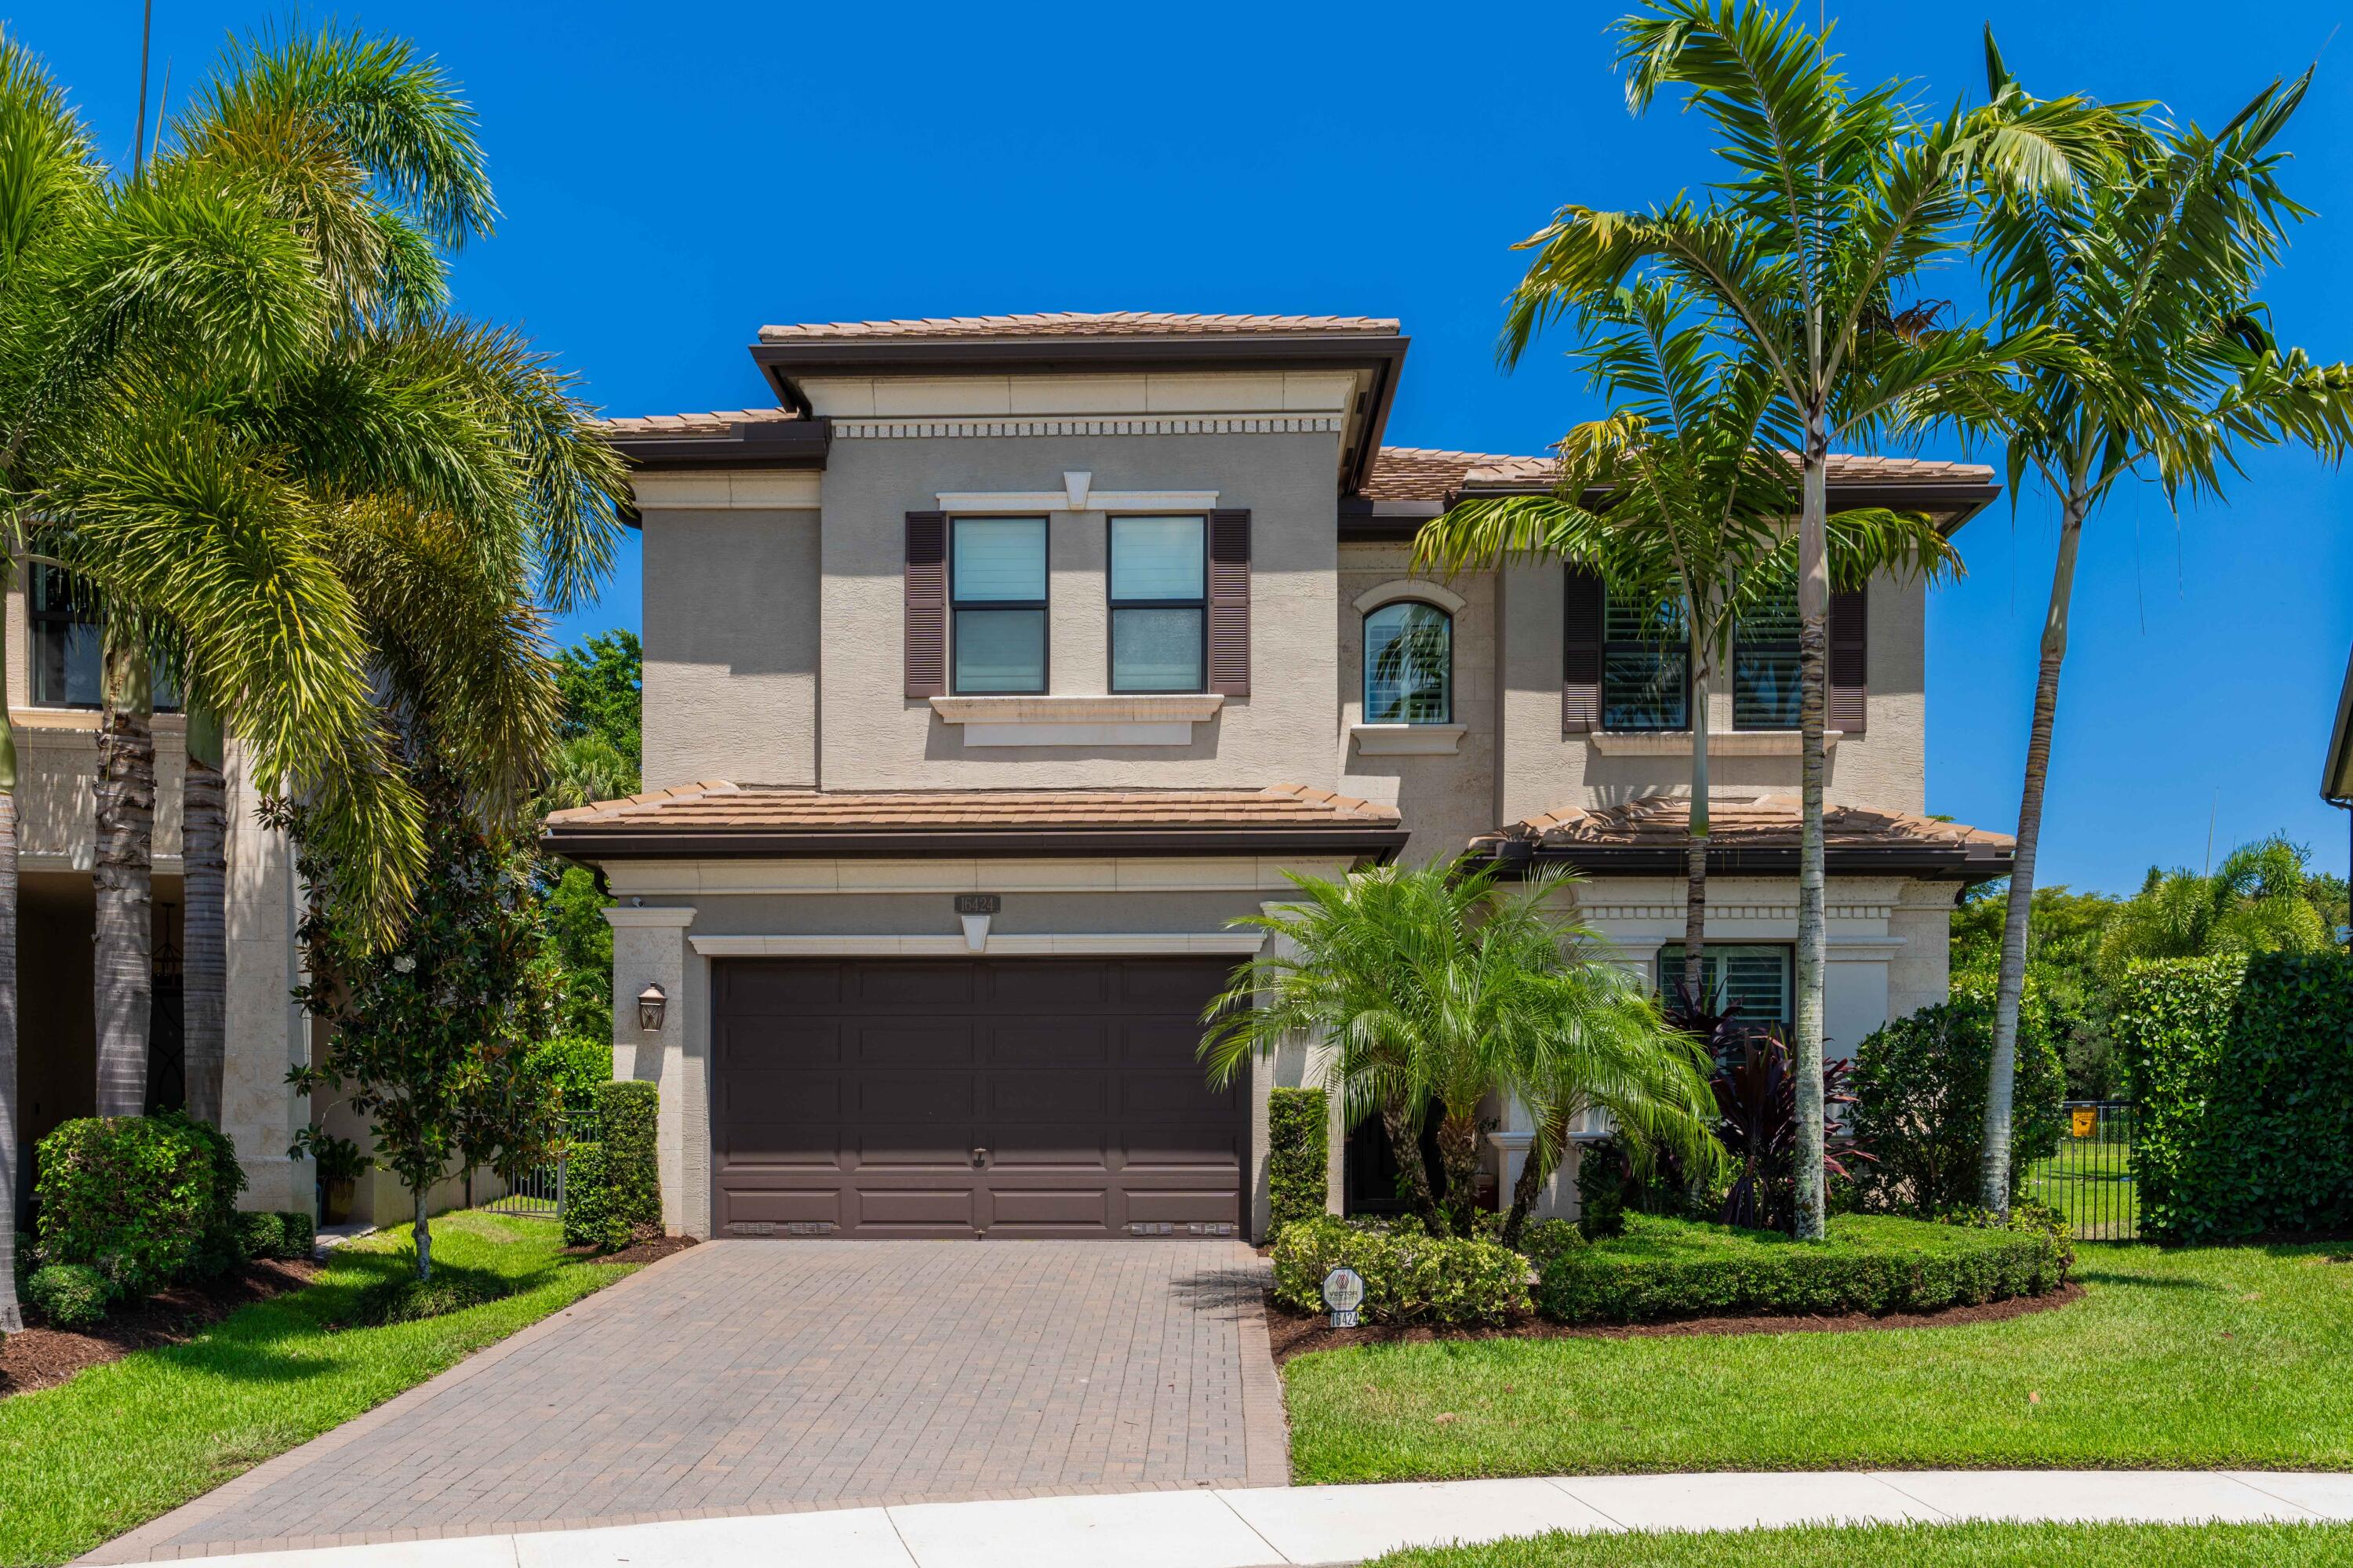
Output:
28 1 2353 894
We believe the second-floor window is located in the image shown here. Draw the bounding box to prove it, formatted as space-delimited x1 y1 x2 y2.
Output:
1733 569 1801 729
1364 601 1452 723
28 563 180 711
1108 515 1205 692
1602 591 1689 731
951 517 1048 693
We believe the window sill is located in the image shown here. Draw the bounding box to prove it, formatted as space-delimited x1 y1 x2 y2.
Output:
1350 722 1465 756
1587 729 1842 756
929 693 1224 748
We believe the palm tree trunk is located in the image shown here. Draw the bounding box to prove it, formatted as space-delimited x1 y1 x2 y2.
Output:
1380 1094 1446 1236
181 706 227 1126
1983 493 2086 1210
1501 1104 1566 1250
93 635 155 1119
1792 423 1830 1239
1685 652 1711 1002
0 629 24 1334
1436 1108 1482 1236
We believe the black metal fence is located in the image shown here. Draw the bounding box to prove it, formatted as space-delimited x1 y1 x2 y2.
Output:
481 1117 596 1221
2020 1101 2140 1240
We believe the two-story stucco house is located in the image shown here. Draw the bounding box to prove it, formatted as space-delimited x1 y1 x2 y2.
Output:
544 311 2014 1243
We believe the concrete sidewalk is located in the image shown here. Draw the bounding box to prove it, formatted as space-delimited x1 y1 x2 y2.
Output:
124 1471 2353 1568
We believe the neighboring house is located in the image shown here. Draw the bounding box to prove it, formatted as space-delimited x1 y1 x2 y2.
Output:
545 311 2016 1242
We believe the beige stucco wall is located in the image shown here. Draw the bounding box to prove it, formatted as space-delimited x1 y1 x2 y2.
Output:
641 504 820 791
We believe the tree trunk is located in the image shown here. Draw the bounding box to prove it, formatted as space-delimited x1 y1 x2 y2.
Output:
1380 1094 1445 1236
1791 422 1830 1239
1983 494 2086 1210
1500 1104 1566 1250
93 638 155 1119
181 707 227 1126
1436 1108 1483 1237
1685 650 1711 1005
0 676 23 1333
413 1183 433 1282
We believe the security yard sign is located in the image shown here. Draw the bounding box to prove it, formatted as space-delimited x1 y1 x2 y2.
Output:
1322 1266 1366 1328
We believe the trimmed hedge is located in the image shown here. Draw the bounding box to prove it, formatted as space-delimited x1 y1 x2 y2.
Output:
1535 1213 2070 1324
561 1141 624 1250
35 1112 246 1301
599 1081 661 1232
235 1211 317 1262
1268 1087 1329 1231
1271 1215 1530 1325
1849 976 2066 1215
2115 954 2353 1243
27 1264 109 1328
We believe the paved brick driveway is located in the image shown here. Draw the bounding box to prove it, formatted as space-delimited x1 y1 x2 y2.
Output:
88 1240 1286 1563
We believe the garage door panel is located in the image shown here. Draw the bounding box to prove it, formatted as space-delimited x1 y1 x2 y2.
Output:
713 957 1246 1238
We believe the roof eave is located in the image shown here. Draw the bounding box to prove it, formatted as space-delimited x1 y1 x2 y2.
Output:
1477 841 2013 884
540 824 1412 863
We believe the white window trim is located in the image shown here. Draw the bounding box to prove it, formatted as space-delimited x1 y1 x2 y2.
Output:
929 692 1224 748
1588 729 1843 756
1351 722 1465 755
1352 578 1467 617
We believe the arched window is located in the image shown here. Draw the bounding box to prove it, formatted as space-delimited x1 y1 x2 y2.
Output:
1364 601 1452 724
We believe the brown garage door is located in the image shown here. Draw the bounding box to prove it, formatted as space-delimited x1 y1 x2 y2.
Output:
711 957 1246 1238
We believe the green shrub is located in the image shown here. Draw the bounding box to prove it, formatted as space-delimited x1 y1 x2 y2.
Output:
1267 1087 1329 1231
532 1033 613 1122
561 1141 626 1250
35 1112 247 1300
1937 1199 2078 1279
1574 1141 1629 1239
352 1269 511 1326
1515 1217 1585 1271
1849 976 2066 1217
27 1264 109 1328
2115 954 2353 1242
598 1080 661 1233
233 1210 318 1262
1271 1214 1530 1325
1534 1212 2068 1324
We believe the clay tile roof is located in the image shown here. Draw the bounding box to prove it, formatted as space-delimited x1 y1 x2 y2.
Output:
1366 447 1996 504
593 406 804 438
756 311 1400 344
1471 793 2011 872
543 781 1403 850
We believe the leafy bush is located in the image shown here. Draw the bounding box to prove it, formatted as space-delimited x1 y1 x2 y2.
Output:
1849 977 2066 1215
1936 1199 2078 1279
1535 1212 2069 1324
561 1141 625 1250
532 1034 613 1122
234 1211 317 1262
300 1130 369 1186
1574 1141 1630 1239
35 1112 246 1301
1515 1217 1584 1271
1267 1086 1329 1231
1713 1039 1864 1231
2115 954 2353 1242
352 1268 511 1326
1271 1215 1530 1325
598 1080 661 1234
27 1264 109 1329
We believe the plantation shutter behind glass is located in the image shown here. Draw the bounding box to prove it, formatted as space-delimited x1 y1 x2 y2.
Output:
1207 508 1252 697
1827 586 1867 733
904 511 948 698
1562 566 1604 733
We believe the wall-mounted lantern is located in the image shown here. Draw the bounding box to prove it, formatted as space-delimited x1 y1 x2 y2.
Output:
637 982 667 1034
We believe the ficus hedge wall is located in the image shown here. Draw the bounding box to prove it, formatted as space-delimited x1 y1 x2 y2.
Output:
2115 953 2353 1243
1267 1086 1329 1231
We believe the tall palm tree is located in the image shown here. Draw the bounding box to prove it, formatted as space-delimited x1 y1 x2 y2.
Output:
2097 838 2334 984
1417 280 1959 1013
1964 39 2353 1208
1502 0 2112 1235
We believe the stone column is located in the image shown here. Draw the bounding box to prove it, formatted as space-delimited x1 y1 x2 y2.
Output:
220 740 309 1211
605 905 699 1236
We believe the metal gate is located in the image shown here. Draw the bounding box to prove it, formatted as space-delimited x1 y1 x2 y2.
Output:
482 1117 595 1221
2020 1101 2139 1240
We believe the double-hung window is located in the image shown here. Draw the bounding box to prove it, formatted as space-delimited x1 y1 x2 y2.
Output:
1363 602 1452 722
1733 567 1801 729
951 517 1048 693
28 563 179 711
1602 592 1689 730
1108 515 1205 692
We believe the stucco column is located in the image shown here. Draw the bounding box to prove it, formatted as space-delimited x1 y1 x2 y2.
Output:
606 905 699 1236
1251 902 1344 1231
220 740 310 1211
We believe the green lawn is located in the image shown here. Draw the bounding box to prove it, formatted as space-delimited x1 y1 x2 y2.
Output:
1367 1522 2353 1568
1288 1242 2353 1483
0 1210 635 1566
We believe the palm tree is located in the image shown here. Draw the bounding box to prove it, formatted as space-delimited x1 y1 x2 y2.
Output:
1416 280 1959 1012
2097 838 2334 986
1500 0 2113 1235
0 616 16 1333
1963 40 2353 1208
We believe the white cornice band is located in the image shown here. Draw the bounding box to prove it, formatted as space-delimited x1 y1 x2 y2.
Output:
836 415 1342 440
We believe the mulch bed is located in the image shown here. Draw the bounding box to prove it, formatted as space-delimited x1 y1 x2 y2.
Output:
1266 1282 2085 1363
566 1233 699 1267
1 1257 319 1398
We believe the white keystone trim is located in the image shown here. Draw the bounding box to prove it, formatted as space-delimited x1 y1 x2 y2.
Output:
603 905 700 929
689 932 1267 958
1351 578 1467 616
838 414 1341 439
935 488 1220 514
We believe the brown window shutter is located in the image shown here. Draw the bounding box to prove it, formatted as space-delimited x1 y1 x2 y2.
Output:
904 511 947 699
1562 566 1603 733
1207 508 1252 697
1828 585 1867 734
